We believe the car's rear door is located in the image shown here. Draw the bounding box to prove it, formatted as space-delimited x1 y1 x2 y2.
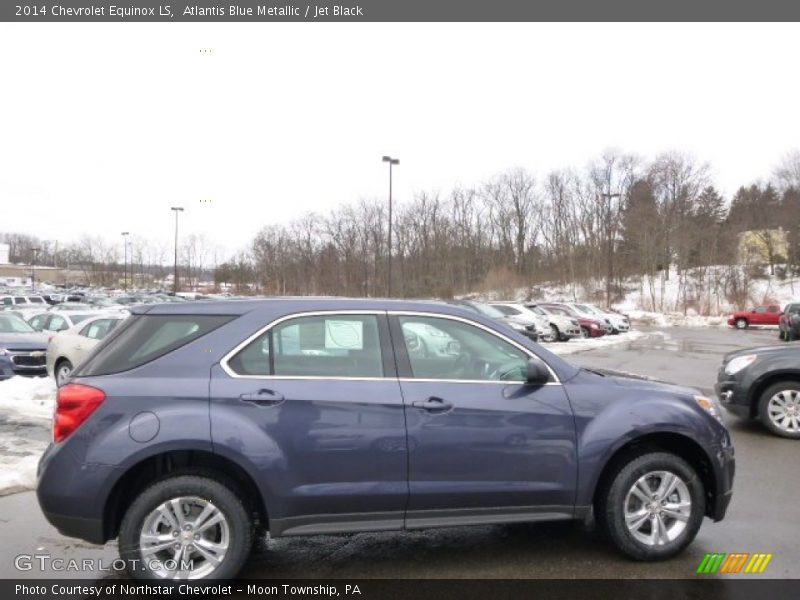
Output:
210 311 408 536
389 312 577 527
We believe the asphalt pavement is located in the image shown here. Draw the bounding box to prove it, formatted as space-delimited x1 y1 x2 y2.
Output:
0 326 796 580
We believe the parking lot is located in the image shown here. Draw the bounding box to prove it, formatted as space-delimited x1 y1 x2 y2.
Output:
0 325 795 579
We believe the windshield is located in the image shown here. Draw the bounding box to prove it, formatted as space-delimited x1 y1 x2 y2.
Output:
0 314 36 333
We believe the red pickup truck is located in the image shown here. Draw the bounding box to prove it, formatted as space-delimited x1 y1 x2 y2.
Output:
728 304 782 329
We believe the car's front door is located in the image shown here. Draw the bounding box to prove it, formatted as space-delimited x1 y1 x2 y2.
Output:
210 311 408 536
390 313 577 527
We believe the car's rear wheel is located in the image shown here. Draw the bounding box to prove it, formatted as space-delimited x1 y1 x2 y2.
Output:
758 382 800 439
119 475 253 580
55 359 73 387
735 318 748 329
597 452 704 560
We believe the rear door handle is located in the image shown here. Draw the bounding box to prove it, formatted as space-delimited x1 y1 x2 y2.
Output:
411 397 453 413
239 389 285 407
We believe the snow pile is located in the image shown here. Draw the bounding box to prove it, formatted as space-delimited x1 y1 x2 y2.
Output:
0 376 56 496
0 376 56 422
626 310 729 328
547 330 650 355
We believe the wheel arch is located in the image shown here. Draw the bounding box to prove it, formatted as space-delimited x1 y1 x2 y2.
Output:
102 449 268 542
747 371 800 417
591 432 717 518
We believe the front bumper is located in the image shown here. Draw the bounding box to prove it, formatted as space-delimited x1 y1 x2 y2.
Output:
715 373 752 418
708 442 735 521
0 355 47 380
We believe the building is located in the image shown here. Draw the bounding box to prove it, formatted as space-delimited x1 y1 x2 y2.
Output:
737 228 789 266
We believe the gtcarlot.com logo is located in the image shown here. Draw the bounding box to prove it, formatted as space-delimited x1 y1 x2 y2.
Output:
697 552 773 574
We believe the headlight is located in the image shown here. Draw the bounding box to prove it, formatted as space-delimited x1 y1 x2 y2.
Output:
724 354 757 375
695 395 725 424
0 348 8 356
590 323 599 329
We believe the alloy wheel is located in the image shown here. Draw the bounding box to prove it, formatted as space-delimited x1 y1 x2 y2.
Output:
623 471 691 546
139 496 230 579
767 389 800 433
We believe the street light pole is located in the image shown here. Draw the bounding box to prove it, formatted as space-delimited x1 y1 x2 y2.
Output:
121 232 130 291
600 192 621 308
30 247 40 293
381 155 399 297
170 207 184 294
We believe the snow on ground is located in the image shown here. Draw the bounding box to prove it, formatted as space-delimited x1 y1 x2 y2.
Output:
546 329 651 355
0 376 55 496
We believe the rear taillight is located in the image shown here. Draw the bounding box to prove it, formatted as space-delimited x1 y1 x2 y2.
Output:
54 384 106 443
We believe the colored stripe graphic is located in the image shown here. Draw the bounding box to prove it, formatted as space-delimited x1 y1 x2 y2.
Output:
697 553 726 574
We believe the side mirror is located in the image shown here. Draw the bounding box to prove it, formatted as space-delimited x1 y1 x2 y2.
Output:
526 358 550 385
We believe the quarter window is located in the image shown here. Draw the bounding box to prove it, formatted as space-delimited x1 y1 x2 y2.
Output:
81 318 119 340
227 314 385 378
398 316 530 382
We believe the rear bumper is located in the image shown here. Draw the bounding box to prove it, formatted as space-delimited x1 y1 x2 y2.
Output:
36 443 115 545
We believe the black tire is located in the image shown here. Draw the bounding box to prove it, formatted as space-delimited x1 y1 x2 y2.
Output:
596 452 705 561
735 318 748 330
779 330 787 341
119 475 253 580
54 359 73 387
757 381 800 439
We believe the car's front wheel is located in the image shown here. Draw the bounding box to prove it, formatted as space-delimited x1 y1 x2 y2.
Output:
597 452 704 560
119 475 253 580
758 382 800 439
541 325 558 343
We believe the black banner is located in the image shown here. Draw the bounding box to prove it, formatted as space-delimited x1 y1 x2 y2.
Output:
3 0 800 22
4 580 800 600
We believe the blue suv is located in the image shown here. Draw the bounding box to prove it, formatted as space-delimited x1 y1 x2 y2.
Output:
37 299 734 580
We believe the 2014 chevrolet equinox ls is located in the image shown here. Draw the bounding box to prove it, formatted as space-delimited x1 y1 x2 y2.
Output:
37 299 734 580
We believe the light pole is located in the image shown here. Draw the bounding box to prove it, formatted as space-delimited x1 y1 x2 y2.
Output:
30 247 40 293
381 155 399 297
601 192 621 308
170 207 184 294
121 231 130 291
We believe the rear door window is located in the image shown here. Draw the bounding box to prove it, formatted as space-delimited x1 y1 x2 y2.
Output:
76 314 233 376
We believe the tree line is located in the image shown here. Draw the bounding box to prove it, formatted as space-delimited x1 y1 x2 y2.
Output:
4 149 800 312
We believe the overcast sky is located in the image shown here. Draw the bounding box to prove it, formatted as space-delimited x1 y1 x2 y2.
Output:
1 22 799 258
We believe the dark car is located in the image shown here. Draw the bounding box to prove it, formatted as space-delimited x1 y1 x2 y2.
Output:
778 303 800 341
0 313 49 380
37 299 734 580
716 343 800 438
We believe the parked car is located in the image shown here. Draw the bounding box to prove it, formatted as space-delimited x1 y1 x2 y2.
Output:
539 303 608 338
569 303 631 334
38 298 734 580
524 303 584 341
487 302 551 341
778 303 800 341
47 315 124 386
49 302 94 312
490 302 578 342
727 304 782 329
0 313 49 380
28 311 97 335
449 300 539 341
1 295 32 308
716 343 800 438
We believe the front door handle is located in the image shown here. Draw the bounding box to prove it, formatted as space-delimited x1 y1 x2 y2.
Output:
411 397 453 413
239 389 285 407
